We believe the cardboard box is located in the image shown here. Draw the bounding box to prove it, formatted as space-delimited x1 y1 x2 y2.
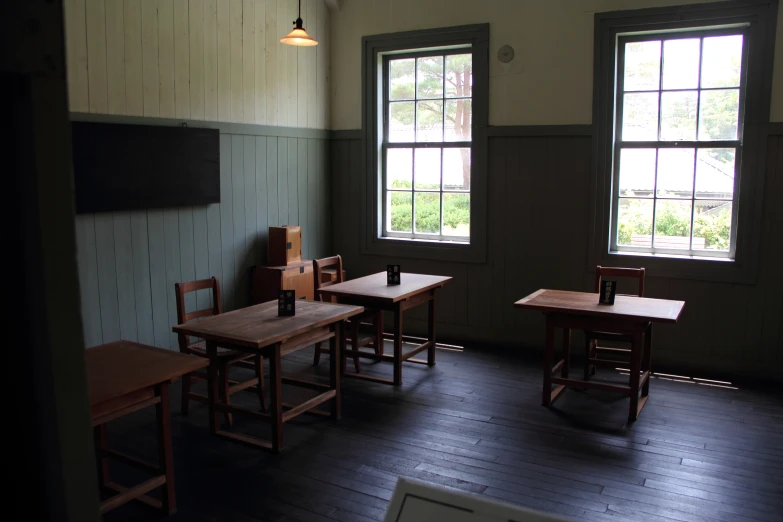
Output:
268 226 302 266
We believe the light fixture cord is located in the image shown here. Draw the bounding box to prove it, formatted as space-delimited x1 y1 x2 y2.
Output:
298 0 301 19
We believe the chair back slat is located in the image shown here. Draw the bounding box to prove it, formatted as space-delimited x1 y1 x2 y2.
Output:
594 266 645 297
175 277 221 353
313 256 344 303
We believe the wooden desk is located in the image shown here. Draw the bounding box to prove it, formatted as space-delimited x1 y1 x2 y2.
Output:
86 341 207 516
173 300 364 452
515 289 685 422
318 272 452 386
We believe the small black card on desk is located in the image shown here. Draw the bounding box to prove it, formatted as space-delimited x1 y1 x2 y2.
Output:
598 280 617 305
278 290 296 316
387 264 401 285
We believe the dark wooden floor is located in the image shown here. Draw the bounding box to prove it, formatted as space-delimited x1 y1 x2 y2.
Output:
102 343 783 522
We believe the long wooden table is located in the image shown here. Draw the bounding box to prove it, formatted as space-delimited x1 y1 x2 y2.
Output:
515 289 685 422
172 299 363 452
318 272 452 386
86 341 208 516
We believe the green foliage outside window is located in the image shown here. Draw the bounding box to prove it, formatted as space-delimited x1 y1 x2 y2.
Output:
618 198 731 249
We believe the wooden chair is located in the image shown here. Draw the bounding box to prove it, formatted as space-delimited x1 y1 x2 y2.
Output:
312 255 384 373
175 277 266 426
584 266 646 379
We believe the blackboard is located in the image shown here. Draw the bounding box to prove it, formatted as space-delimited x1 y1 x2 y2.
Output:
72 121 220 213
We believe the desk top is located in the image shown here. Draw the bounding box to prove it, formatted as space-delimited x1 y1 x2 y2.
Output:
514 289 685 324
318 272 452 304
172 299 364 349
86 341 207 407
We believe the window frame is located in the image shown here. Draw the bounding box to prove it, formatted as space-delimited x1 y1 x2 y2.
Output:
382 48 473 242
361 24 489 263
589 0 778 284
611 27 749 259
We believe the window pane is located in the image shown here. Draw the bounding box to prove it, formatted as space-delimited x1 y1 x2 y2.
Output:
662 38 700 90
622 93 659 141
416 100 443 142
445 54 472 98
696 149 735 199
623 41 661 91
443 148 470 191
386 148 412 189
661 91 699 141
387 192 412 233
414 192 441 234
693 201 732 251
699 89 739 140
654 200 692 249
389 58 415 101
416 56 443 99
701 35 743 88
619 149 656 197
617 198 654 247
657 148 695 198
443 194 470 237
414 148 441 190
389 102 415 142
445 99 472 141
660 91 698 141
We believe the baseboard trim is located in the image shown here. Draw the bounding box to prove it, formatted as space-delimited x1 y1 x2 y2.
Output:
487 124 593 137
328 125 593 141
768 122 783 136
69 112 331 139
330 129 364 140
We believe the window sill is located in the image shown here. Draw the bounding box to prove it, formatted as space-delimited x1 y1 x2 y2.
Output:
364 235 486 264
610 250 734 263
595 249 755 284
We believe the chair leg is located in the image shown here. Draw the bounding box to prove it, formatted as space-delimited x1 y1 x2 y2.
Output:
313 342 322 366
181 373 191 415
255 355 267 412
341 326 348 374
585 338 597 380
220 366 233 427
351 320 361 373
374 311 384 355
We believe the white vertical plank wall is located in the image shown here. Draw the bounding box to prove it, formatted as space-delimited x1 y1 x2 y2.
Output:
64 0 333 349
64 0 327 125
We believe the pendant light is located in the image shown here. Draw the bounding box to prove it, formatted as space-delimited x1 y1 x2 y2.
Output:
280 0 318 47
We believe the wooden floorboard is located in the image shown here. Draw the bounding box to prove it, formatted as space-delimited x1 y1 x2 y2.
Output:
102 343 783 522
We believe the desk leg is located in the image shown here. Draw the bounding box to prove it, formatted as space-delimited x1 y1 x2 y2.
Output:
94 424 110 490
269 344 283 453
642 324 652 397
542 318 555 406
427 291 437 367
156 383 176 515
561 328 571 378
206 341 219 433
330 322 341 420
629 330 643 422
393 302 404 386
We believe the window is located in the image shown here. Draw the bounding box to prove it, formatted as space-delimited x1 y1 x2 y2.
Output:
613 30 746 258
383 51 473 241
361 25 488 263
590 2 778 283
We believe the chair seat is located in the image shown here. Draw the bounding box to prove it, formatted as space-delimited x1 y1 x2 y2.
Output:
187 340 248 359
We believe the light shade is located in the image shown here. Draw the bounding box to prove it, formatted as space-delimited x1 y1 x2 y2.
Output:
281 26 318 47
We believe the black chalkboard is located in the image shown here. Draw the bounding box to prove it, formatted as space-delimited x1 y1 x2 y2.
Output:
72 121 220 213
